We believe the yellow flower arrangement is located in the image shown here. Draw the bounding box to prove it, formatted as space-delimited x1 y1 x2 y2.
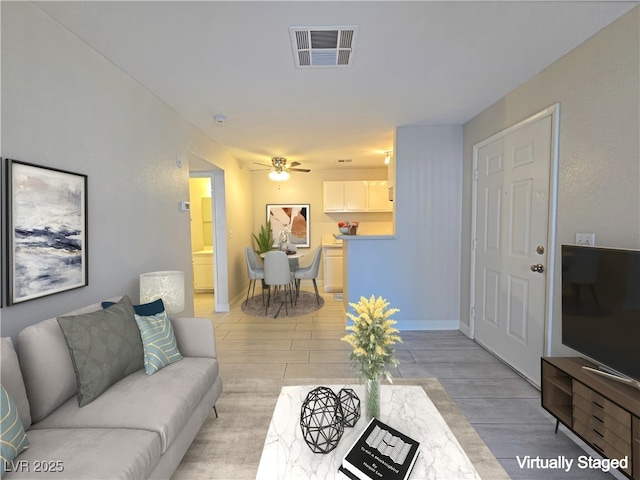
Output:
341 295 402 382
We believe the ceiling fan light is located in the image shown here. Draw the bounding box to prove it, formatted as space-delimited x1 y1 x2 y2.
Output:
269 170 290 181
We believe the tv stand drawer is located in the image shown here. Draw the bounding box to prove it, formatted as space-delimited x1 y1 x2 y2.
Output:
574 382 632 425
573 403 631 451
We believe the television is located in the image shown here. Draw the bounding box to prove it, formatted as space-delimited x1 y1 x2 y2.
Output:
561 244 640 384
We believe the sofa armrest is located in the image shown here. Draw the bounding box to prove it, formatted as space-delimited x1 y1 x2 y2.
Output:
170 317 217 359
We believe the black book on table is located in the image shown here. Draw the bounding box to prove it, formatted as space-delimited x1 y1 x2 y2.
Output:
341 417 420 480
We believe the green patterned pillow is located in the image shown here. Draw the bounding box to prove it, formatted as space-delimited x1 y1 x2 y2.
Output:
57 295 144 406
1 385 30 478
134 311 183 375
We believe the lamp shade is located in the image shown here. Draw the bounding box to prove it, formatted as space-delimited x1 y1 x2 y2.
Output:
139 271 185 315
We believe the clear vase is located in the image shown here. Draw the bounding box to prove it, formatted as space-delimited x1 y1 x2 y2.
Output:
365 376 381 421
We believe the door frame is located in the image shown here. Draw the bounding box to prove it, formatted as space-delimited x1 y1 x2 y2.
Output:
190 169 230 312
469 103 560 358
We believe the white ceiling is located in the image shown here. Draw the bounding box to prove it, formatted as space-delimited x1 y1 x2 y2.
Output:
36 1 638 170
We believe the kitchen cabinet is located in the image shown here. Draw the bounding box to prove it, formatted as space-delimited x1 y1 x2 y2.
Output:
366 181 392 211
323 181 392 212
193 250 214 291
323 242 343 293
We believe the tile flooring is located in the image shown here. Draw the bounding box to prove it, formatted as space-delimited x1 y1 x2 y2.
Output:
195 291 622 479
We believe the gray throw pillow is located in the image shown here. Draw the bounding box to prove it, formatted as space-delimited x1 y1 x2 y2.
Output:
57 295 144 406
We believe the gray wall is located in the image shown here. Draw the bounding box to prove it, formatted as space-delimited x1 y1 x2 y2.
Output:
0 3 251 339
345 125 463 329
460 7 640 354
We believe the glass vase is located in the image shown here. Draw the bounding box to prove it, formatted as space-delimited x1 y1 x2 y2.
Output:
365 376 381 420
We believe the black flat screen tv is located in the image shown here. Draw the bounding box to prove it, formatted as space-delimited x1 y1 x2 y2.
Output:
561 244 640 382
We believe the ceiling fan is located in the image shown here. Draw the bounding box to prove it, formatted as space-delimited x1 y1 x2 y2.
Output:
253 157 311 181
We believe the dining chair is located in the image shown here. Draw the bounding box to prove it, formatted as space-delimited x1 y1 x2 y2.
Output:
294 247 322 305
264 251 295 317
245 247 265 305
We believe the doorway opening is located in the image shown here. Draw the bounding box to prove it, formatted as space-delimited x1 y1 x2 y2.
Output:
189 169 230 313
189 176 214 300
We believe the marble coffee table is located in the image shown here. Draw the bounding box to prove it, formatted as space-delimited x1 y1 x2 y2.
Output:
256 384 482 479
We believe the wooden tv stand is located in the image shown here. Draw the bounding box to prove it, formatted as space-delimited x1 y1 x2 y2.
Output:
542 357 640 479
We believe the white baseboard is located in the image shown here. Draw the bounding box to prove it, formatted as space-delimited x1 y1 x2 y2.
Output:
395 319 460 331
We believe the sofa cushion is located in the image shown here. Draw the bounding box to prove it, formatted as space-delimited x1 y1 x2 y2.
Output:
0 338 31 429
57 296 144 406
4 428 161 479
1 385 30 478
135 311 183 375
30 357 218 454
102 298 165 316
17 319 77 423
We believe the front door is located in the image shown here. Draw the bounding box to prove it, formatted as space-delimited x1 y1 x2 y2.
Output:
472 106 558 385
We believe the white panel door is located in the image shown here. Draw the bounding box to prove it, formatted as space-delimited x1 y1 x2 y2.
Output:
473 113 554 385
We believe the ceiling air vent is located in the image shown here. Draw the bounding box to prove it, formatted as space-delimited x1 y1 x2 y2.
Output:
289 26 359 68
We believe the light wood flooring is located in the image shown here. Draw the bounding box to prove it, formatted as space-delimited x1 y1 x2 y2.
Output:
195 290 622 479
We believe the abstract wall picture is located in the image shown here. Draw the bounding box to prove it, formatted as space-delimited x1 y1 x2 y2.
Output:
6 160 88 304
266 204 310 248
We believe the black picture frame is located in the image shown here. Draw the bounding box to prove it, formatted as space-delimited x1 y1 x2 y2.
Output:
6 159 88 305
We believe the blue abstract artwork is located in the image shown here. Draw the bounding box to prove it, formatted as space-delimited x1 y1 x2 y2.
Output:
8 160 87 304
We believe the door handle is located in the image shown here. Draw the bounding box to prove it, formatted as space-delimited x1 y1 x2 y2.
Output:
530 263 545 273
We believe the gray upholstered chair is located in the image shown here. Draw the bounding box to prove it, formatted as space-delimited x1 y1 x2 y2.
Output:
294 247 322 305
264 251 295 317
245 247 265 305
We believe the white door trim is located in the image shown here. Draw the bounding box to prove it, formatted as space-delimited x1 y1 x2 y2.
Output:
469 103 560 358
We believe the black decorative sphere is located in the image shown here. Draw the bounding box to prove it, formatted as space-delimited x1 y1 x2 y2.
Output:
338 388 361 427
300 387 344 454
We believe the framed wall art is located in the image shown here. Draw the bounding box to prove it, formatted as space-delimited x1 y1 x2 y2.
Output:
266 204 310 248
6 159 88 305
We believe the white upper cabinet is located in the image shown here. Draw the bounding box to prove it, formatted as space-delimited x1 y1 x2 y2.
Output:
366 181 392 211
344 181 368 211
323 181 392 212
323 182 348 211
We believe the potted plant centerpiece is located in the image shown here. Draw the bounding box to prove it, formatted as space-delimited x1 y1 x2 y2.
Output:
341 295 402 420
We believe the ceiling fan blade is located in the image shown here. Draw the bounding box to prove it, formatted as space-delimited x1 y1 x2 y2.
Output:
289 168 311 173
253 162 273 168
289 161 302 167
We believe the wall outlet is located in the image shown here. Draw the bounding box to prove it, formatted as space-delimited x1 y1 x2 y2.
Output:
576 233 595 246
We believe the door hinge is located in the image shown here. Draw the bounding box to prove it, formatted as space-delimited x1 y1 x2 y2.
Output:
474 169 479 181
471 306 476 320
473 238 477 250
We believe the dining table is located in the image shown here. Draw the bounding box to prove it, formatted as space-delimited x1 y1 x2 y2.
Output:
260 250 307 271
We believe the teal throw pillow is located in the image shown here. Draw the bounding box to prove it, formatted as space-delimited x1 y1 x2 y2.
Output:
57 295 144 406
134 311 183 375
1 385 30 478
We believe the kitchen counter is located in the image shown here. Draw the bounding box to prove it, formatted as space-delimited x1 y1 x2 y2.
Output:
322 234 343 247
333 234 395 241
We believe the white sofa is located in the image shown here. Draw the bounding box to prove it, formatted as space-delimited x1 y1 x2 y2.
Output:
1 297 223 479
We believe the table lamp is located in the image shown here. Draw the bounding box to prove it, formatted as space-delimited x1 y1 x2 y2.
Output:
139 270 185 315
